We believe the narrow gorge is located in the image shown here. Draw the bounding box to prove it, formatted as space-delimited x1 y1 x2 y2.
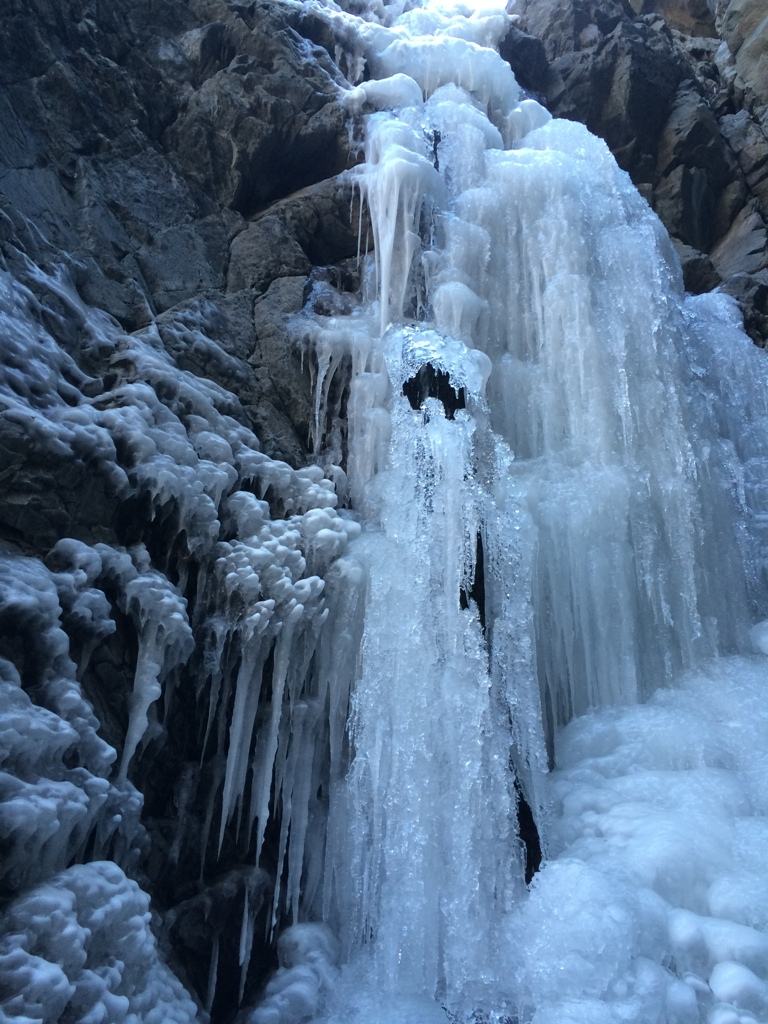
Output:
1 1 768 1023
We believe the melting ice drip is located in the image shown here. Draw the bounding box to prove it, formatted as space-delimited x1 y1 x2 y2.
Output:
257 0 768 1023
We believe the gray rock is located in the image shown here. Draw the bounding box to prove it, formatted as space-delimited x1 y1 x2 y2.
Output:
228 218 311 296
717 0 768 116
499 25 550 95
711 202 768 278
719 109 768 208
517 0 631 62
654 82 737 249
515 0 768 341
0 382 123 552
165 866 271 1014
135 214 234 312
538 16 687 184
672 238 722 291
249 276 317 461
630 0 716 37
720 269 768 345
164 3 350 216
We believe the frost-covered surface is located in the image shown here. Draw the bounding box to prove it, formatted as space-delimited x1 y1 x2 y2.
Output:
0 861 200 1023
509 657 768 1024
0 246 361 1015
0 555 142 896
249 924 340 1024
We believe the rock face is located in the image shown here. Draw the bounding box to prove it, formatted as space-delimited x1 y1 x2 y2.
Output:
508 0 768 343
0 0 357 383
0 0 364 1021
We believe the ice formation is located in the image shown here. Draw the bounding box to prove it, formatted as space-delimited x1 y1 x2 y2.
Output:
271 0 768 1021
3 0 768 1021
0 246 362 1013
1 861 200 1023
509 658 768 1024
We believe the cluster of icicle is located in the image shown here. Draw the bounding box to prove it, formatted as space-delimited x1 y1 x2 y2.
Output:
255 0 768 1022
0 251 363 1018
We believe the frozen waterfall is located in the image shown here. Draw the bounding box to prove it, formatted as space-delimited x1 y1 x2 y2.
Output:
2 0 768 1021
257 0 768 1023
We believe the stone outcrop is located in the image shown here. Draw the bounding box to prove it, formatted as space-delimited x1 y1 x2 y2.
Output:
0 0 358 453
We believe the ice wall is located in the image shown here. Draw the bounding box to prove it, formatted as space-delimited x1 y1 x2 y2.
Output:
264 0 768 1021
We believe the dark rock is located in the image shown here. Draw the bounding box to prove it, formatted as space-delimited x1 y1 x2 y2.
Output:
165 866 272 1015
711 202 768 278
249 277 316 461
515 778 543 885
655 164 717 250
499 25 550 95
402 365 466 420
268 177 366 268
719 109 768 209
543 18 686 183
629 0 716 37
721 270 768 345
518 0 632 62
516 0 768 341
136 214 234 312
672 238 721 292
228 217 312 296
0 416 121 551
164 5 350 217
717 0 768 115
656 83 734 185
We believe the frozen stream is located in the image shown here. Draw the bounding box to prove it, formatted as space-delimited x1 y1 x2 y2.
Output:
255 1 768 1023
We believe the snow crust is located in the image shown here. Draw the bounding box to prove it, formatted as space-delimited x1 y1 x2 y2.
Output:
508 658 768 1024
0 860 199 1022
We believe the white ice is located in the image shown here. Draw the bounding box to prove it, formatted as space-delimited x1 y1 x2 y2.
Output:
259 0 768 1021
0 218 363 1016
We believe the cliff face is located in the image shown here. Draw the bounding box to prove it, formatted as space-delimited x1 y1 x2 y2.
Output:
0 1 362 1019
0 0 365 468
0 0 767 1022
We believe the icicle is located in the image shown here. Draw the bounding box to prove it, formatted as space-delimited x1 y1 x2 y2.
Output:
206 935 220 1016
239 885 255 1006
117 563 194 780
251 603 305 865
217 634 269 855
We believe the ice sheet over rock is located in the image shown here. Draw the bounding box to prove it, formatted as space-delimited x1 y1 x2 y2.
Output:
0 861 199 1023
0 220 364 1016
